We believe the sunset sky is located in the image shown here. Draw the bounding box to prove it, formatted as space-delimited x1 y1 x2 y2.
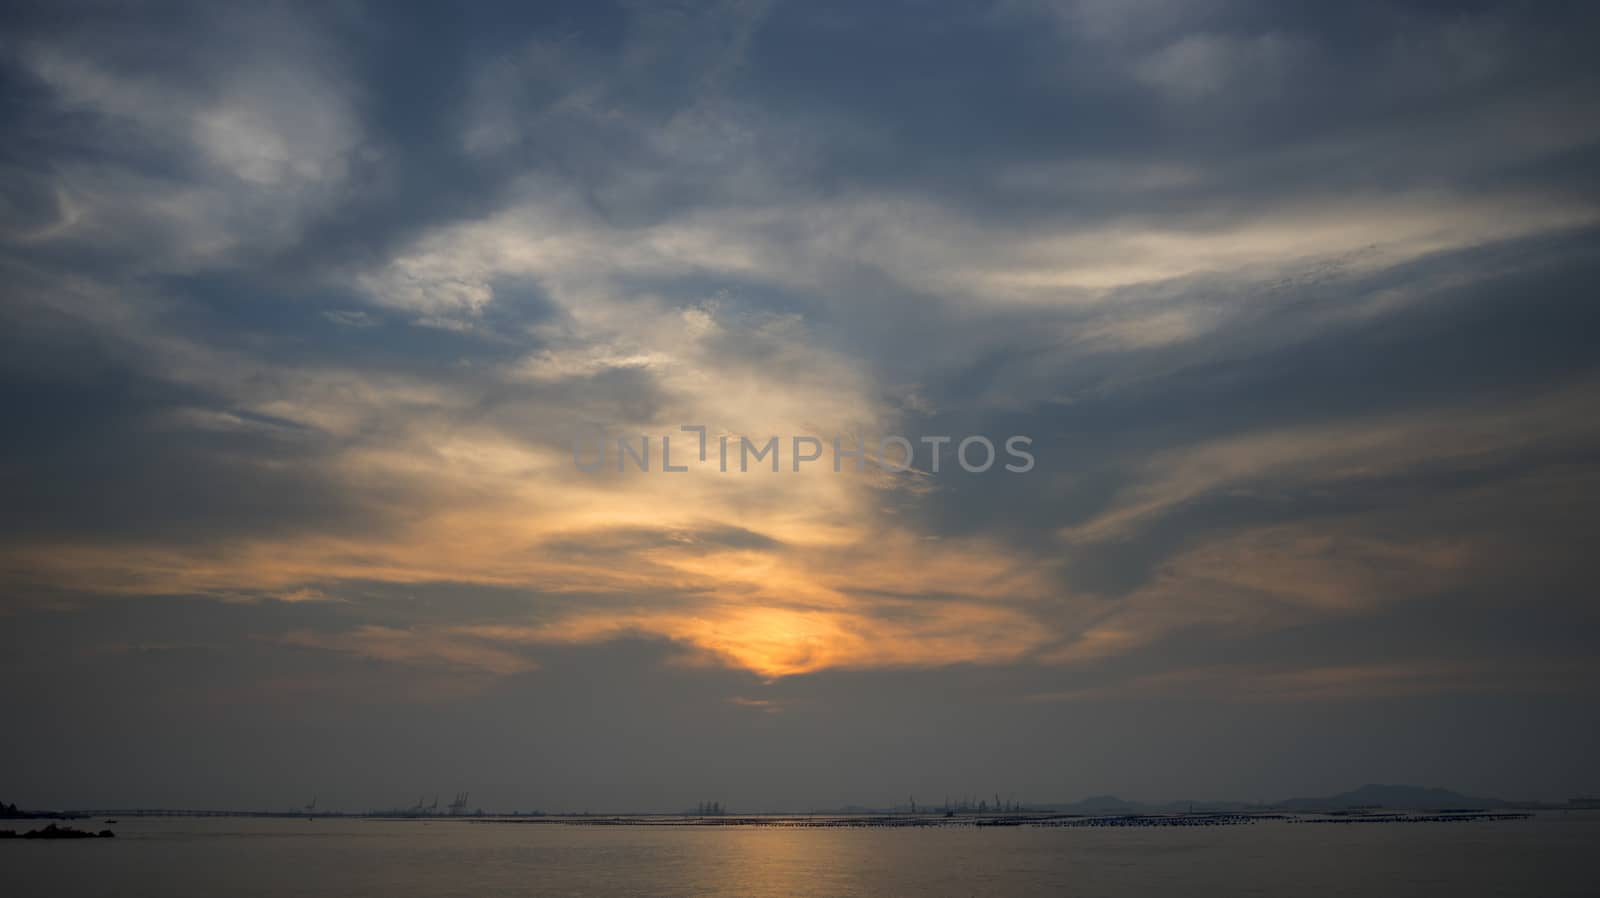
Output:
3 0 1598 812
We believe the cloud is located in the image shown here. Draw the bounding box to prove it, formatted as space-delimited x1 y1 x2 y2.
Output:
281 625 538 676
8 7 360 270
1 0 1598 704
1020 657 1592 704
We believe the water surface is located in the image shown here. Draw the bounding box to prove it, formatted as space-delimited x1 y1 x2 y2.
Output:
4 813 1594 897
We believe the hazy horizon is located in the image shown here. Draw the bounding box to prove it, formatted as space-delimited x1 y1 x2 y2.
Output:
22 781 1578 817
3 0 1599 819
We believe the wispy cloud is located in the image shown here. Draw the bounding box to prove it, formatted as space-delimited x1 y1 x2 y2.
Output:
2 0 1597 700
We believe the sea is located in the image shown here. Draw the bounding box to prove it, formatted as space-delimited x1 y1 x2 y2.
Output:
4 812 1595 897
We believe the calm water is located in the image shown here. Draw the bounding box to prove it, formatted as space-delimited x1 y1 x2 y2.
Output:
4 813 1595 897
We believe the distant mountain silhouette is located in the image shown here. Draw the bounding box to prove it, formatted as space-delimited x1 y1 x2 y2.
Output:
1054 795 1150 813
1277 784 1504 811
0 800 76 820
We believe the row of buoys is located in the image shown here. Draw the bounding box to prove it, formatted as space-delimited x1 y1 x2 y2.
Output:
503 811 1544 829
1296 813 1531 824
573 813 1268 829
1035 815 1256 828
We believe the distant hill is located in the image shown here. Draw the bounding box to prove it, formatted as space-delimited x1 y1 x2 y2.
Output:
1277 784 1505 811
1049 795 1150 813
0 800 78 820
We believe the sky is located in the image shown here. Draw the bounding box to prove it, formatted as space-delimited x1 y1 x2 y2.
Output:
1 0 1598 813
